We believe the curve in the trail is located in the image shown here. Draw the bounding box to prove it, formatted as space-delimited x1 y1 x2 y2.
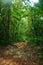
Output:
0 42 40 65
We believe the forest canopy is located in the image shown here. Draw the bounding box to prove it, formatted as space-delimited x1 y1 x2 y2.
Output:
0 0 43 59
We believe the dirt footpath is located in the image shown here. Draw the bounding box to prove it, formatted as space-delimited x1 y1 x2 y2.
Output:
0 42 42 65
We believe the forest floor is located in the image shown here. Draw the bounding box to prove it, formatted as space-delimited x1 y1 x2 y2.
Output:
0 42 43 65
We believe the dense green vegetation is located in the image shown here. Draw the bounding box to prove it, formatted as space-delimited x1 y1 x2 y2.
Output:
0 0 43 59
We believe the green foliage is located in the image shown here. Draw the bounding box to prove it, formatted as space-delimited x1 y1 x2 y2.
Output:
0 0 31 44
0 3 10 44
28 1 43 59
0 0 43 59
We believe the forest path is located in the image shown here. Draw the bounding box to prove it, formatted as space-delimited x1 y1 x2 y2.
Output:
0 42 41 65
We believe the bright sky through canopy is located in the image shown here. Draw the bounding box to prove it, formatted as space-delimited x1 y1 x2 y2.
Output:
30 0 39 3
29 0 39 7
23 0 39 7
